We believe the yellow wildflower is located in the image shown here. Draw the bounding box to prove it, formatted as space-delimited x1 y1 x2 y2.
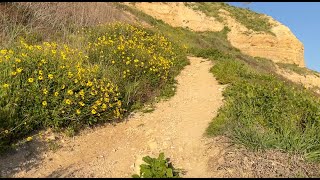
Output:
86 81 93 87
15 58 21 63
2 84 9 88
91 109 97 115
48 74 54 79
79 90 85 96
28 78 34 83
67 90 74 95
43 89 48 95
76 109 81 115
26 136 33 142
95 100 102 106
65 99 72 105
38 76 43 80
79 101 85 107
11 71 17 76
0 49 7 55
67 71 73 78
42 101 47 106
4 130 9 134
102 103 107 110
54 92 59 97
16 68 23 73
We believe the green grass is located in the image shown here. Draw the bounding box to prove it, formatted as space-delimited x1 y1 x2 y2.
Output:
186 2 274 35
204 49 320 162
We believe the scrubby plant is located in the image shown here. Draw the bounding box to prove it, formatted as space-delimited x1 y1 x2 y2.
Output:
132 152 181 178
0 22 188 152
85 22 188 109
0 40 123 151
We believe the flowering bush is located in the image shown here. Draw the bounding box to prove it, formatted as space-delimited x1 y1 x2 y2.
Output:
0 22 187 151
86 23 186 107
0 40 123 149
87 23 176 81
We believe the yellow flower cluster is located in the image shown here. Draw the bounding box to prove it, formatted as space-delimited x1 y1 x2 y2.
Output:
0 22 185 149
0 39 123 133
87 23 178 81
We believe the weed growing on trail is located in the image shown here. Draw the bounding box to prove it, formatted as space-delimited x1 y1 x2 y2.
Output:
132 152 181 178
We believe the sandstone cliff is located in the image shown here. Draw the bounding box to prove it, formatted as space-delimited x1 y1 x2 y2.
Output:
127 2 305 67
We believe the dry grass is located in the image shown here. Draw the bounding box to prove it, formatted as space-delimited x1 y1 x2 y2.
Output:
0 2 143 47
208 136 320 178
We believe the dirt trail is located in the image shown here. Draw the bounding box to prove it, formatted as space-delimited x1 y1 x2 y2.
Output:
1 56 225 178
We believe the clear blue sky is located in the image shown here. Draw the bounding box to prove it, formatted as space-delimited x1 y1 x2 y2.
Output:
228 2 320 72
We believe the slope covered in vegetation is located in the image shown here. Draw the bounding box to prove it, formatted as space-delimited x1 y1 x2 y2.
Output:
0 2 320 177
119 3 320 163
0 5 188 151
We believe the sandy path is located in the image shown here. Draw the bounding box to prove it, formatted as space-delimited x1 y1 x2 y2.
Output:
1 56 225 178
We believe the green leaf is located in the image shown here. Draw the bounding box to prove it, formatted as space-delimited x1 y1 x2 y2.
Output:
166 168 173 177
142 156 153 164
158 152 165 160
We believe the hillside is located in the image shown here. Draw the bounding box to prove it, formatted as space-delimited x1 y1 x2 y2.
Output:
128 2 305 67
1 2 320 178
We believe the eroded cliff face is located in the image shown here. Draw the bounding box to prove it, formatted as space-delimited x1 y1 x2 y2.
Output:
128 2 305 67
125 2 224 32
219 9 305 67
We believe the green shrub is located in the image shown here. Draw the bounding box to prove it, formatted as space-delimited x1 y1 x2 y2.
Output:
132 152 181 178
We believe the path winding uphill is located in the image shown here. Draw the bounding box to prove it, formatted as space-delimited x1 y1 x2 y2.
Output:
1 56 225 178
